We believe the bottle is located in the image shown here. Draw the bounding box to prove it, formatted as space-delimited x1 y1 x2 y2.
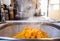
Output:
1 7 6 23
9 4 14 20
3 4 9 20
0 10 1 22
0 2 1 22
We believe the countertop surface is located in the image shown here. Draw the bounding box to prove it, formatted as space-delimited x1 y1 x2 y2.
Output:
0 16 60 27
0 21 60 27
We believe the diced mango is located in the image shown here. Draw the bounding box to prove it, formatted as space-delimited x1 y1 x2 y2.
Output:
13 27 50 39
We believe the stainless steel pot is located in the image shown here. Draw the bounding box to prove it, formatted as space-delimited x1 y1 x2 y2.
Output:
0 22 60 41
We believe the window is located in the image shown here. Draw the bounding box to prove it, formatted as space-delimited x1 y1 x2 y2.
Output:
49 0 60 10
50 0 59 4
40 0 60 16
49 5 59 10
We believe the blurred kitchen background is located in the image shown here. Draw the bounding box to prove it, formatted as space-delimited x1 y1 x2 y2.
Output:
0 0 60 22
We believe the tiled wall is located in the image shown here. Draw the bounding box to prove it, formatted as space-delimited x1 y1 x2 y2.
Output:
17 0 41 17
17 0 36 17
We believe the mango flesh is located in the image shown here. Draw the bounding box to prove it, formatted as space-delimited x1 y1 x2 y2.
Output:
13 26 50 38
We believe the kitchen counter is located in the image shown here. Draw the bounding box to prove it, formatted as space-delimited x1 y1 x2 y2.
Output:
6 16 56 22
0 20 60 28
0 16 60 28
0 16 56 22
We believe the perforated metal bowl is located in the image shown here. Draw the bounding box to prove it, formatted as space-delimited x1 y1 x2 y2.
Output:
0 22 60 41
